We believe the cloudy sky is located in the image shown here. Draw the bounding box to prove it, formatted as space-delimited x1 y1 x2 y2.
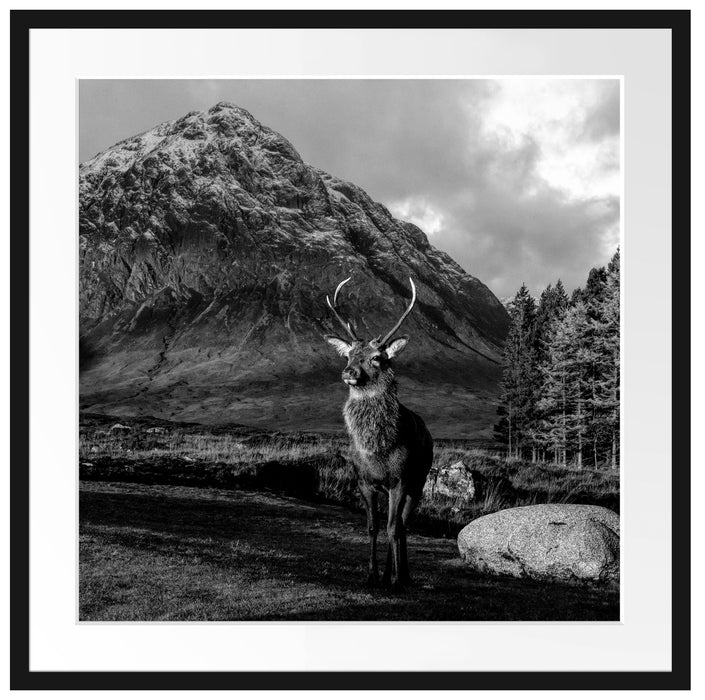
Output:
80 79 620 298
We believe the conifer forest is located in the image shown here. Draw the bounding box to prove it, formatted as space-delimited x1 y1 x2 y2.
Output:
495 250 620 469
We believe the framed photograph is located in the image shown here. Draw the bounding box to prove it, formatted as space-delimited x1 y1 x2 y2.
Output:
10 7 690 691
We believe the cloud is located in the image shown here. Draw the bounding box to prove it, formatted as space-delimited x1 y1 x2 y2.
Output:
381 79 621 297
390 199 445 237
580 80 620 141
80 78 620 299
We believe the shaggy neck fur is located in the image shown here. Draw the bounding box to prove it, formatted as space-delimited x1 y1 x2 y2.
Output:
343 370 401 454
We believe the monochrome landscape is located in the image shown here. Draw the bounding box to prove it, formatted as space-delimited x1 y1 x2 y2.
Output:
79 80 620 621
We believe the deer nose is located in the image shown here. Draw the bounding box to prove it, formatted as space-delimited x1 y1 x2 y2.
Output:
342 367 360 380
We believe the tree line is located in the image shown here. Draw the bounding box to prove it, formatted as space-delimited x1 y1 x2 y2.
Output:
495 249 620 469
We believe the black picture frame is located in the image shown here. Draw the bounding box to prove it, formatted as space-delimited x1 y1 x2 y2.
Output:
9 8 691 691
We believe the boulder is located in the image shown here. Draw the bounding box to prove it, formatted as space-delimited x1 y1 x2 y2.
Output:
457 504 619 582
423 460 476 505
109 423 131 432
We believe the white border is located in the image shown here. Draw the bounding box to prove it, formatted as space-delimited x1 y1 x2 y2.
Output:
29 26 670 673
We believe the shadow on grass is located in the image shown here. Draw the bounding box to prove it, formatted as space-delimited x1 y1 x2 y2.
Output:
79 482 619 622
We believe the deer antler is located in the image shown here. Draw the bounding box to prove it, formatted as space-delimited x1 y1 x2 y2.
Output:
326 277 359 341
378 278 417 346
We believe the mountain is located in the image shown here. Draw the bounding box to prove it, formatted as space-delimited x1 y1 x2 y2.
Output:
79 102 510 438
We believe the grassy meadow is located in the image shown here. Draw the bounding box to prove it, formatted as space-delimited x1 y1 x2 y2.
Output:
79 413 620 621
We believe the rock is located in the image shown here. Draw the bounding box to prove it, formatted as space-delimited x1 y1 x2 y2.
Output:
457 504 619 582
109 423 131 432
146 427 165 434
78 102 510 435
423 460 476 504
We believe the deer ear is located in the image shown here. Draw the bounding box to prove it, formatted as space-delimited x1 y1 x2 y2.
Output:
384 336 409 359
325 335 352 357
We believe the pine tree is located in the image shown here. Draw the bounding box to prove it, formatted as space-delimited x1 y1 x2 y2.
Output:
535 306 570 466
584 266 608 306
534 280 569 360
536 301 593 467
590 249 620 468
494 252 619 469
581 267 608 334
528 280 568 461
497 284 538 459
493 404 509 446
570 303 596 469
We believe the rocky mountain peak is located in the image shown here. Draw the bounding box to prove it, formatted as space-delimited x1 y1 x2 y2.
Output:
79 103 510 437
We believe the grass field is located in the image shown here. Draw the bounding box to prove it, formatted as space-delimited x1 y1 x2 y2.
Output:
80 481 618 621
79 413 620 621
80 413 620 537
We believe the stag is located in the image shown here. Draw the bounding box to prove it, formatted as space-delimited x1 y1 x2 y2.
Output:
324 277 433 592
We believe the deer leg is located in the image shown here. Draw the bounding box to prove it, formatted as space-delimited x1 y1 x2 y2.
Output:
382 542 392 587
400 494 418 585
358 483 379 587
385 485 406 592
399 531 409 586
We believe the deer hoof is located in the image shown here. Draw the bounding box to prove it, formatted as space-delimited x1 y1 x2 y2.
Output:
390 580 405 594
366 572 380 588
